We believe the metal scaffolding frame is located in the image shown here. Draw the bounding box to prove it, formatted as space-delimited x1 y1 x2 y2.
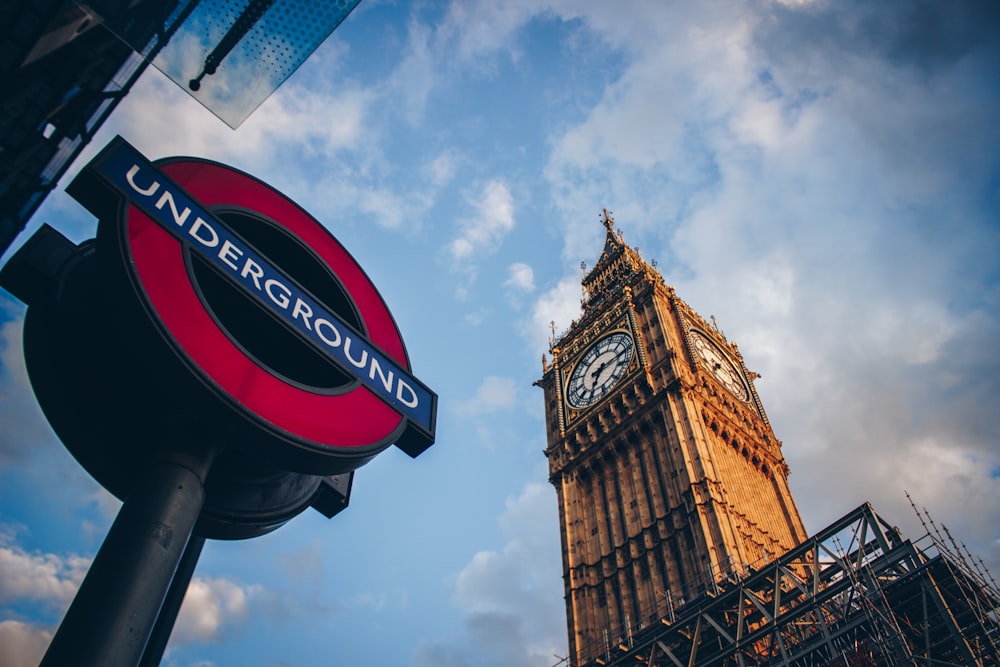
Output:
570 502 1000 667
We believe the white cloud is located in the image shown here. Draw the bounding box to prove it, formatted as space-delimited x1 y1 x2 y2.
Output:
447 180 516 264
426 151 459 187
345 588 409 614
462 309 489 327
455 376 519 417
0 308 69 470
503 262 535 292
416 482 566 667
442 180 518 299
453 483 561 620
355 186 409 230
732 252 796 319
386 18 437 125
438 1 538 63
0 535 89 608
169 576 260 647
0 620 52 667
730 96 788 150
522 276 582 356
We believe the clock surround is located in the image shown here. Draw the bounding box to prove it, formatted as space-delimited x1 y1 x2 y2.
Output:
565 331 635 409
689 328 749 401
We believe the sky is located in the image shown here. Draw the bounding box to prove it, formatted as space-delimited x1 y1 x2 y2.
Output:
1 1 999 665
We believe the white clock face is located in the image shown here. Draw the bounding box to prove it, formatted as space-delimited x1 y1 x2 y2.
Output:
566 332 634 409
690 330 749 401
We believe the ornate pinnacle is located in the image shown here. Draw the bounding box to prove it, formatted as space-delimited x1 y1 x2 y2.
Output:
601 208 614 230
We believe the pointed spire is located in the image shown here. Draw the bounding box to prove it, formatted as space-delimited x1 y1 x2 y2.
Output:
601 208 614 231
576 209 667 314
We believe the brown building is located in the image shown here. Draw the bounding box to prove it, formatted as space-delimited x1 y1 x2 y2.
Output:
536 212 809 664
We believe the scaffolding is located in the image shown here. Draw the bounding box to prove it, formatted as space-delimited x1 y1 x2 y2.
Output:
569 502 1000 667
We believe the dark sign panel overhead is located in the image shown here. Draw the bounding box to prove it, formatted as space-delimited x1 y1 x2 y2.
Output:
81 0 363 128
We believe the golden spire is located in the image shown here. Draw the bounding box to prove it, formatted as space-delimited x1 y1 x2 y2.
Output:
578 210 665 314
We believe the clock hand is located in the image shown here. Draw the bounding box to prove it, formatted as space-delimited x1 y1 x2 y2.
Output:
590 361 610 388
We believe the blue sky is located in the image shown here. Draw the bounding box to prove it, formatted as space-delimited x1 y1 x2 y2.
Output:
2 1 999 665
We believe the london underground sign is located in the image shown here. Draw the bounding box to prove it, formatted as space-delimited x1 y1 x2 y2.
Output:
1 138 438 667
2 135 439 539
109 149 432 431
69 136 436 470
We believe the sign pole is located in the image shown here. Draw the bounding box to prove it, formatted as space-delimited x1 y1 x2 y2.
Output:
40 443 220 667
139 535 207 667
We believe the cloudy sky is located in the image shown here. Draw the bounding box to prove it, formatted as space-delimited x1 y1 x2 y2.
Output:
1 0 998 665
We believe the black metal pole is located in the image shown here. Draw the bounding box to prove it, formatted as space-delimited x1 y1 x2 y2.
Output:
189 0 276 90
138 534 206 667
40 445 219 667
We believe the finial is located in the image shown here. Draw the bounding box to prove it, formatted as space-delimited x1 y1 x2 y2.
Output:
651 258 657 269
580 261 586 275
601 208 614 230
548 320 557 347
710 315 727 340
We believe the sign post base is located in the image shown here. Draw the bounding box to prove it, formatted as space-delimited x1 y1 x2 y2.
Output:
40 445 219 667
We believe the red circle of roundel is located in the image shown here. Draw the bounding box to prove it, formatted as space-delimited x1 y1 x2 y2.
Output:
124 158 408 452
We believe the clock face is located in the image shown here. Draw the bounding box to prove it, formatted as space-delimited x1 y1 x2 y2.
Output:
690 330 749 401
566 332 635 409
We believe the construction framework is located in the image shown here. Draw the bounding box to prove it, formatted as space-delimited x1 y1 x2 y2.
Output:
569 502 1000 667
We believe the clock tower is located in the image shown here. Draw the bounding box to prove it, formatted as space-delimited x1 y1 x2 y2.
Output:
536 212 808 665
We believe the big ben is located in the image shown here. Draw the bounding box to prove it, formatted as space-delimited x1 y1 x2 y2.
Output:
536 211 808 665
